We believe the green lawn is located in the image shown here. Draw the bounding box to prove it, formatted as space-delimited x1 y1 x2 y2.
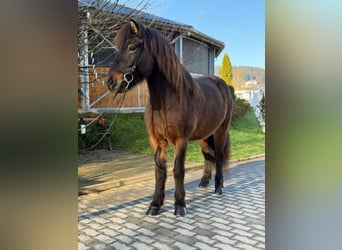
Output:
97 110 265 162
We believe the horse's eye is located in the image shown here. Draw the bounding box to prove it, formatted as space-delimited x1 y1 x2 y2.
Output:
128 45 136 53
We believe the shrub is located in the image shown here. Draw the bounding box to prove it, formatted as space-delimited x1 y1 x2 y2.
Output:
232 98 252 120
78 117 110 149
228 85 236 100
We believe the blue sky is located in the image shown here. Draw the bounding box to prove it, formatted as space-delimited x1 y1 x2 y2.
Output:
125 0 265 69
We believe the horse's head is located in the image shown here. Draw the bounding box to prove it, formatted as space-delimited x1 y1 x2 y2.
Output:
107 19 147 93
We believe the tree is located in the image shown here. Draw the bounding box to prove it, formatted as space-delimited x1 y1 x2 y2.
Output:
221 52 233 87
220 52 235 99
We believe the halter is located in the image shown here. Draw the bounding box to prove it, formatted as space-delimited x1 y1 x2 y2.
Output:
121 39 146 90
122 64 135 90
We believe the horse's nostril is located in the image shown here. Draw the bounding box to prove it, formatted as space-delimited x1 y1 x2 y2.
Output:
107 77 115 90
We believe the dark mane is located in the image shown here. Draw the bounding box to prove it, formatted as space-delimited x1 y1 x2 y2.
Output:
144 27 197 97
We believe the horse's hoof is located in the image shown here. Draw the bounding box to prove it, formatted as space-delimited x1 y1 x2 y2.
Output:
199 179 210 187
174 206 186 216
146 206 160 216
214 187 224 194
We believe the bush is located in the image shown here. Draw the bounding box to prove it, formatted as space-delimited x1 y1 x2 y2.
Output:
78 117 110 149
232 98 252 120
228 85 236 100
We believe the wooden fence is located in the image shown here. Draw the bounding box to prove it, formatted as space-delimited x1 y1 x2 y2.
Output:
78 67 149 110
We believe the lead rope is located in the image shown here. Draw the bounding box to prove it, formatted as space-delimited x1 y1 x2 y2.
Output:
79 86 129 152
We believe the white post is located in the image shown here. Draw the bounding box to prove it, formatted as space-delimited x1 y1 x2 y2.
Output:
179 36 183 64
138 84 141 108
80 14 90 112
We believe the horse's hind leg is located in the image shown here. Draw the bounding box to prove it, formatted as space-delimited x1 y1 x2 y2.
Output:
198 136 215 187
213 130 229 195
146 138 168 216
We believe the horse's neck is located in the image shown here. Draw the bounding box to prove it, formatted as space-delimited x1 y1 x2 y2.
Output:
146 70 182 110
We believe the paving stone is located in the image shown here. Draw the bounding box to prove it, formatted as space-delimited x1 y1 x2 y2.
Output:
83 228 100 237
195 235 216 245
89 222 105 230
131 241 154 250
154 233 177 245
135 235 155 244
256 242 265 249
92 243 108 250
124 222 140 230
211 228 236 238
233 235 258 246
151 241 173 250
175 221 196 231
194 241 218 249
253 235 265 245
92 217 109 224
116 235 134 244
110 241 132 249
78 234 97 245
137 228 156 237
235 243 261 250
174 227 196 237
106 223 123 231
173 241 197 250
119 227 138 237
209 221 232 232
250 229 265 237
214 243 238 249
78 242 90 250
159 222 176 229
94 234 115 244
213 235 237 245
232 229 254 238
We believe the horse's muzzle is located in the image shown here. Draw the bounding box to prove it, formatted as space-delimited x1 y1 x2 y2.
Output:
107 76 127 93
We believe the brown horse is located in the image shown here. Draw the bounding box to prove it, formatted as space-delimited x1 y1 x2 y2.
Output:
108 20 233 216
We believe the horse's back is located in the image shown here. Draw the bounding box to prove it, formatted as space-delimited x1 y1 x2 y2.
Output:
193 75 231 105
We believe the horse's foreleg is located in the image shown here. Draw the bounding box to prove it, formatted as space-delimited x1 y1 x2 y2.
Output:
173 138 187 216
146 139 168 216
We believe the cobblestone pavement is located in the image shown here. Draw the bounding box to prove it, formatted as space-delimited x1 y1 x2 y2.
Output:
78 159 265 250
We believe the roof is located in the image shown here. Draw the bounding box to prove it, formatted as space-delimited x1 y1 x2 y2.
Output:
79 0 225 56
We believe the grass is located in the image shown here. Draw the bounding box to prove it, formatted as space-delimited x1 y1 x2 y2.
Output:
97 111 265 162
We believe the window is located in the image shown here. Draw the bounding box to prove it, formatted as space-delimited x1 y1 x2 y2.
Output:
182 38 209 75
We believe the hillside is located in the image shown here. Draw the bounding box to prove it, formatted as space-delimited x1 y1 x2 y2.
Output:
215 66 265 91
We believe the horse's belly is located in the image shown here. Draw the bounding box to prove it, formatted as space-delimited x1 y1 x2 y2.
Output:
189 109 226 140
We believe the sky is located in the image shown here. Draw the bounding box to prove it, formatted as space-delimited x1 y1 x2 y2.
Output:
124 0 265 69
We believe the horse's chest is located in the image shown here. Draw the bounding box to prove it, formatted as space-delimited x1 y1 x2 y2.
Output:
145 112 191 145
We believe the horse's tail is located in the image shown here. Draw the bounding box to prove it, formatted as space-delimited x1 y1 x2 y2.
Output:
222 133 230 170
225 84 233 169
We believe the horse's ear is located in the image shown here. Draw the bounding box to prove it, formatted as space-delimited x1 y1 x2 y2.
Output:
130 19 139 34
